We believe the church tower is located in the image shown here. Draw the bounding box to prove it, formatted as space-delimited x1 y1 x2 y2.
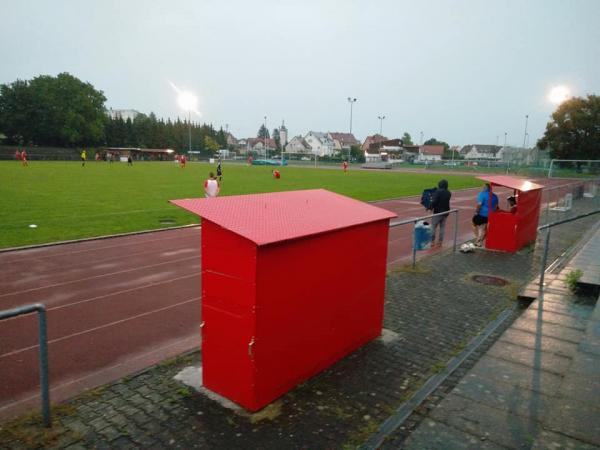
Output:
279 120 288 147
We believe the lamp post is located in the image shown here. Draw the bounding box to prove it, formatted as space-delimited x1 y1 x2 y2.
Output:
347 97 357 162
523 114 529 148
504 132 509 174
377 115 386 136
347 97 357 134
420 131 424 145
264 116 267 159
187 111 191 153
176 90 198 154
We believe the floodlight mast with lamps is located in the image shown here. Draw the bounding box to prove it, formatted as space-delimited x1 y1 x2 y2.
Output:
548 85 571 105
177 91 198 153
347 97 357 162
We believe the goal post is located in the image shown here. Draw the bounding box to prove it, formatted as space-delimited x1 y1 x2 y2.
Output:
547 159 600 178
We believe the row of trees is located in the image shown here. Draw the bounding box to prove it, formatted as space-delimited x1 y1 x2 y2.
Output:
0 73 227 152
1 73 598 159
104 114 227 152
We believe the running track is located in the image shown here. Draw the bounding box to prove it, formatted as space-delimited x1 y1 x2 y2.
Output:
0 177 582 420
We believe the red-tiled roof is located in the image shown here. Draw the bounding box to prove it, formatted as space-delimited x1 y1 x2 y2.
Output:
420 145 444 155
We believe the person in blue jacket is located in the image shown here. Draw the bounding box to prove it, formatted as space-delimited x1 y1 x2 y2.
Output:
472 183 499 246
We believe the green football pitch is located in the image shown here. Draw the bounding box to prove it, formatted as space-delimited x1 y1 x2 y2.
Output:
0 161 481 249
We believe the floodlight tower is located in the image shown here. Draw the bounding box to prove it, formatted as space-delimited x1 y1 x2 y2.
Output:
177 91 199 153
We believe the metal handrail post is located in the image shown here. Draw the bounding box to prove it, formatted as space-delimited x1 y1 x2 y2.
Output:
545 188 551 223
452 210 459 253
0 303 51 427
38 307 50 427
538 228 551 297
412 219 417 269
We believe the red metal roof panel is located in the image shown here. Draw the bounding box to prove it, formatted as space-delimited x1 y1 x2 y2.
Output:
476 175 544 192
170 189 397 246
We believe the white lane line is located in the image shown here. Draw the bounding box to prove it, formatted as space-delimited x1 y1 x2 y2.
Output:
48 272 200 312
0 229 199 263
0 296 200 359
0 245 198 285
0 255 199 299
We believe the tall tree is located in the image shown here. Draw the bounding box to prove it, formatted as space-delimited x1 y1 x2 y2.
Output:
257 124 270 139
0 72 106 146
537 95 600 160
272 128 281 151
216 128 227 148
402 132 413 145
203 136 219 154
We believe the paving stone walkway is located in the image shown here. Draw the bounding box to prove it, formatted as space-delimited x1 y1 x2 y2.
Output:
1 198 599 450
399 227 600 449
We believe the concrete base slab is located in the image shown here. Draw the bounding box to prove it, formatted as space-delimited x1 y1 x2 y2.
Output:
379 328 401 345
173 366 242 412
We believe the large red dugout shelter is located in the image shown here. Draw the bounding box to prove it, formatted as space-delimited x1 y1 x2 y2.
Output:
477 175 543 253
171 189 396 411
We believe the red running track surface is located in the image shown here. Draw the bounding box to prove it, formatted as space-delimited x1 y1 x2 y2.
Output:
0 177 578 420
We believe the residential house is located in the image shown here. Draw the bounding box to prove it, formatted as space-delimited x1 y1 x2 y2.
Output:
304 131 335 156
362 134 387 153
284 136 312 154
416 145 444 162
244 137 277 155
460 145 503 160
225 132 238 147
329 132 360 151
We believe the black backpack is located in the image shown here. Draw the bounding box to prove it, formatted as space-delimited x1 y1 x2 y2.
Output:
420 187 437 210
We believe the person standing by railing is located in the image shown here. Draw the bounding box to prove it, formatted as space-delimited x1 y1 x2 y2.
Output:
472 183 499 246
429 179 451 247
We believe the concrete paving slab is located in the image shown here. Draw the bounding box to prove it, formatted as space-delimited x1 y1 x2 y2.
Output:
402 418 508 450
518 308 587 331
452 375 554 423
498 328 579 358
532 429 600 450
486 340 573 375
511 316 585 344
430 394 543 450
545 397 600 446
569 351 600 377
468 355 563 397
579 335 600 356
558 371 600 406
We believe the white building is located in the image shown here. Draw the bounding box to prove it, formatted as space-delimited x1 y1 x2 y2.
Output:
106 108 141 122
279 121 288 147
416 145 444 162
460 144 503 160
304 131 335 156
285 136 312 154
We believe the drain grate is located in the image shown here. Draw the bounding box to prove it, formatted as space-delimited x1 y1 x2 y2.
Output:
471 274 509 286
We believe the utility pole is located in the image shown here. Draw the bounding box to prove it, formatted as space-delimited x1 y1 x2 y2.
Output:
378 115 386 135
347 97 357 134
347 97 357 162
523 115 529 148
187 111 192 153
264 116 267 159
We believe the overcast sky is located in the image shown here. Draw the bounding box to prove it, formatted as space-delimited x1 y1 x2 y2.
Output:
2 0 599 146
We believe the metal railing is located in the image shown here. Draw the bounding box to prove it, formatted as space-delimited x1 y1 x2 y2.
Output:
0 303 51 427
537 209 600 296
390 209 459 268
541 179 599 225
